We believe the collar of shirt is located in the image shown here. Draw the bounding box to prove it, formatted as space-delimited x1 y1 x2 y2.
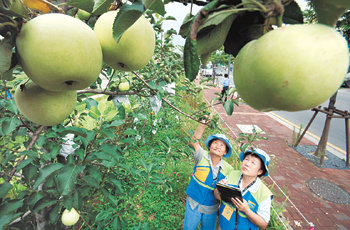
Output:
204 153 224 179
238 173 261 195
204 153 224 168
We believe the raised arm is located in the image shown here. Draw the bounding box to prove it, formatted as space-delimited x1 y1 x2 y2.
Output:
190 111 214 153
190 123 207 154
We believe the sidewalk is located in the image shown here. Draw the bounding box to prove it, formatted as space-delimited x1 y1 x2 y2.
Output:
203 87 350 229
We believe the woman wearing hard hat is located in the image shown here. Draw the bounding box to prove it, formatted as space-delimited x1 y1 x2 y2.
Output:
214 148 273 230
183 118 233 230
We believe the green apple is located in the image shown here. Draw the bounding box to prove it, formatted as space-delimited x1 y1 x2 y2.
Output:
14 80 77 126
16 13 102 92
118 81 130 92
94 11 155 71
61 208 80 226
122 102 132 113
76 9 91 20
234 23 349 112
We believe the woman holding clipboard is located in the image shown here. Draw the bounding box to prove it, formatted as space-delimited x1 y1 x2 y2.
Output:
214 148 273 230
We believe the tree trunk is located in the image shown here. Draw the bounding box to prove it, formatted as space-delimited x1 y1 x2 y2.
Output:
35 208 50 230
314 92 337 165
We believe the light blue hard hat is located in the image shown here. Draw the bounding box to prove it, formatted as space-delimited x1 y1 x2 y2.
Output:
205 134 232 158
239 148 270 177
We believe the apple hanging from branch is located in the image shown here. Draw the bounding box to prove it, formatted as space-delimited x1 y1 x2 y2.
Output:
16 13 103 92
94 10 155 71
61 208 80 226
234 23 349 112
118 81 130 92
14 80 77 126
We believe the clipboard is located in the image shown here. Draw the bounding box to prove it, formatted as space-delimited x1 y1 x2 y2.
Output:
216 183 243 204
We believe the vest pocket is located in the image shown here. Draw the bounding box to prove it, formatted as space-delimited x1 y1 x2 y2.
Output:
194 166 210 182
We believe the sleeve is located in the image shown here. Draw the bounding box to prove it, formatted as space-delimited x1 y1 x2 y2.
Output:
194 145 205 165
256 196 272 223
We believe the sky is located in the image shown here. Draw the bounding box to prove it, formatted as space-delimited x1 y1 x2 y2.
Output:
162 0 308 46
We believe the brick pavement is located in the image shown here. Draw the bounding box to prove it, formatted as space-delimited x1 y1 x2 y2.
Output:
203 87 350 229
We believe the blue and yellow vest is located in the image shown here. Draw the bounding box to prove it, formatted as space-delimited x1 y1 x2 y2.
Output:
186 151 232 206
219 171 273 230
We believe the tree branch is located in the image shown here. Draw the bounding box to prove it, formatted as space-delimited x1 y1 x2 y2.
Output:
6 125 45 182
171 0 208 6
130 71 210 125
77 89 136 96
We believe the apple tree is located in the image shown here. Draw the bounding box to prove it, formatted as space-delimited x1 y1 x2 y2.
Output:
0 0 349 229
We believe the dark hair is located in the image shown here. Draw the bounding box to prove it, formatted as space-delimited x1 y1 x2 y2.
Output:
243 152 266 177
224 73 228 78
208 139 229 154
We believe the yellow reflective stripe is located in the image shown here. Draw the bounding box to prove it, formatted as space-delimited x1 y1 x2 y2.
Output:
193 175 215 190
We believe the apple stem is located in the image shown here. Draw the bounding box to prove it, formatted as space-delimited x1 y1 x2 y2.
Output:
271 0 284 27
245 0 268 13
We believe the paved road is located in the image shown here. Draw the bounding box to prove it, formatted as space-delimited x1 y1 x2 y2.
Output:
272 88 350 155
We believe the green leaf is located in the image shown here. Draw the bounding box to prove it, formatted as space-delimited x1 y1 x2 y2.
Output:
86 151 114 162
223 12 265 57
54 164 85 196
142 0 165 15
67 0 94 12
49 203 61 224
82 175 100 188
0 0 28 19
56 126 87 138
0 213 21 230
124 128 137 135
113 0 145 42
33 163 64 190
0 36 13 74
89 105 101 119
63 195 73 211
2 67 15 81
0 182 12 199
78 130 96 148
85 165 102 181
310 0 348 27
16 158 32 172
224 100 234 115
0 199 24 216
235 137 245 142
33 198 57 213
109 178 124 192
179 13 194 38
197 14 235 56
1 117 21 135
92 0 113 15
105 119 125 128
27 191 45 209
36 135 47 147
102 188 118 207
134 113 147 120
1 98 17 113
198 9 236 32
283 1 303 24
23 163 38 184
184 37 200 81
84 98 98 109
